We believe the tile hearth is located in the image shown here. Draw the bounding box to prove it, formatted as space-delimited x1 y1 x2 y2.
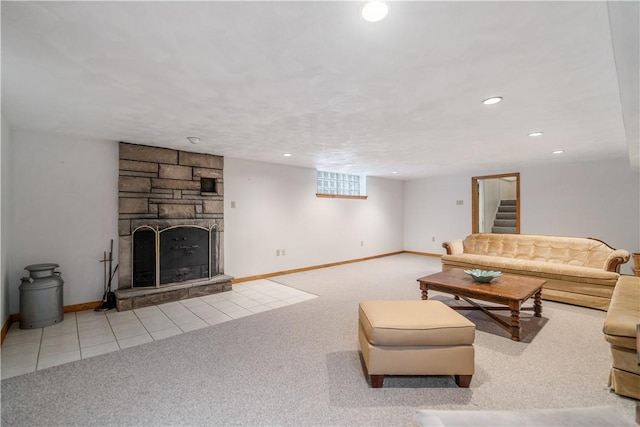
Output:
1 280 317 380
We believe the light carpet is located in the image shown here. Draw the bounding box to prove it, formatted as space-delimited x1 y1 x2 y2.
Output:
1 254 637 426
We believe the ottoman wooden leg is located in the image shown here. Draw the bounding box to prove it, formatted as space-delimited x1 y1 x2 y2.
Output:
370 374 385 388
455 375 472 388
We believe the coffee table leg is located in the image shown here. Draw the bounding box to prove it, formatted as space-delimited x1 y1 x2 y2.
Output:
420 284 428 300
509 301 521 341
534 290 542 317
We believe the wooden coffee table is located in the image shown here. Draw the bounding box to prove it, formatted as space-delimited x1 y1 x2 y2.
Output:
417 269 545 341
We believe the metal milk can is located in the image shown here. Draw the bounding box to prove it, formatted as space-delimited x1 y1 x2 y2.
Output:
19 263 64 329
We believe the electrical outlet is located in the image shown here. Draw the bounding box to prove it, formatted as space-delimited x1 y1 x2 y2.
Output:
432 237 435 242
361 241 364 247
276 249 280 256
282 249 286 256
456 200 464 205
230 201 236 208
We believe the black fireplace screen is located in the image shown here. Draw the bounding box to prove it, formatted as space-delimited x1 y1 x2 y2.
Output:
132 225 218 288
133 228 156 287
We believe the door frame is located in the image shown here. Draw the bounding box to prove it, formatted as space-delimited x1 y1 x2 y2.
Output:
471 172 520 234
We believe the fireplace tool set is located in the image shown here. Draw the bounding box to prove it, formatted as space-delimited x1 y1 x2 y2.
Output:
95 239 118 312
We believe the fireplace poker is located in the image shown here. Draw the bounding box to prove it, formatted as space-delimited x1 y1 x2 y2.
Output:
103 251 107 296
96 251 109 311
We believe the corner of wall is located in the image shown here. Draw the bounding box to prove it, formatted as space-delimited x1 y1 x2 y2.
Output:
1 115 14 331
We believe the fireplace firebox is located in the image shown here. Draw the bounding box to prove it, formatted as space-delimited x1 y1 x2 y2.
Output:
132 225 219 288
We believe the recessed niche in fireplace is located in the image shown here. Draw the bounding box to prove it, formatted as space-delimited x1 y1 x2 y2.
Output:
131 225 219 288
201 177 217 193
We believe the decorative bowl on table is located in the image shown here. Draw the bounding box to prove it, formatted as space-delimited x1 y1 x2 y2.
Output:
463 269 502 283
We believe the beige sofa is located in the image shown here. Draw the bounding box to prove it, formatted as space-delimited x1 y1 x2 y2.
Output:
441 234 630 310
603 275 639 400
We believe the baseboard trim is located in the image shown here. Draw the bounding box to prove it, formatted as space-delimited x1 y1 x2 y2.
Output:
403 250 442 258
1 316 14 345
232 251 405 284
63 301 103 313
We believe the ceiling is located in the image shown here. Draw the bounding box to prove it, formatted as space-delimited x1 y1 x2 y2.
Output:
2 1 638 179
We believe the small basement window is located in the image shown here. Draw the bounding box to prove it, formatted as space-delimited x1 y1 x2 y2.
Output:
316 171 367 199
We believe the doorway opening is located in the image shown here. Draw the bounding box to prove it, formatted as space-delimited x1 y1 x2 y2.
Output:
472 173 520 234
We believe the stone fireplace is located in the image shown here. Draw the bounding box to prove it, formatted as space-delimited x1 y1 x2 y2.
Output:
115 142 232 311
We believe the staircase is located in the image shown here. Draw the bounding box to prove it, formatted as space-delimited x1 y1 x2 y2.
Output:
492 200 517 234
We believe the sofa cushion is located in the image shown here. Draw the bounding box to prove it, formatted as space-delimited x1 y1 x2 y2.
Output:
441 254 619 286
358 300 475 347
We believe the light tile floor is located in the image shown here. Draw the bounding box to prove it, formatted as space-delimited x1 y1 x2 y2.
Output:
1 280 317 380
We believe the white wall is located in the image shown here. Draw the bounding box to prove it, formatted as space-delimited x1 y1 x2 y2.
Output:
404 157 640 274
7 130 119 314
519 157 639 260
501 179 517 200
404 174 471 254
224 158 404 278
1 116 13 327
482 179 502 232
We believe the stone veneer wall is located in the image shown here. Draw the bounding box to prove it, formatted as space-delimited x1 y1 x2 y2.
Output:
118 142 225 290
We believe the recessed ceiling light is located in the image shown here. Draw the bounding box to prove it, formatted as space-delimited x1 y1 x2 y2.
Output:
345 163 352 167
482 97 503 105
187 137 200 144
528 132 544 137
362 1 388 22
392 171 398 174
283 153 292 157
552 150 564 154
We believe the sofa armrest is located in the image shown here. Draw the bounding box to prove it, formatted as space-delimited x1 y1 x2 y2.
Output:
603 276 639 342
605 249 630 272
442 240 464 255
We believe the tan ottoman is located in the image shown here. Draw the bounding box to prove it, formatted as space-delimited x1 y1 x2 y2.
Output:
358 300 475 388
